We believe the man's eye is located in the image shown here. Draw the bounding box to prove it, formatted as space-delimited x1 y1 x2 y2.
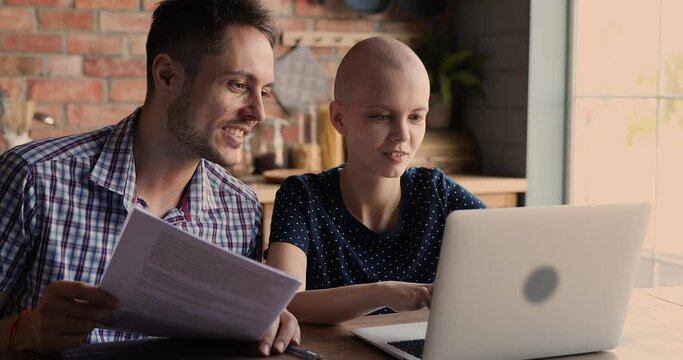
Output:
369 114 391 121
229 82 246 91
261 90 272 99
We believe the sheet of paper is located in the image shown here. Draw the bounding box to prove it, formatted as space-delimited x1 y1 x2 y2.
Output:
99 207 301 341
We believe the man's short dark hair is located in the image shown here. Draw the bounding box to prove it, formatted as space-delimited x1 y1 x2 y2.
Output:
145 0 278 97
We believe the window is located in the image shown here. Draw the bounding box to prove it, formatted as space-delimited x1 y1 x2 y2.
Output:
569 0 683 287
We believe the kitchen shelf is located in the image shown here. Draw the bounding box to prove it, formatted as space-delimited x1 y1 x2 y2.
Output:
281 30 421 48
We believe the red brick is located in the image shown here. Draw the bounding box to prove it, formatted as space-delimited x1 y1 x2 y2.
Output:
274 45 289 58
109 78 146 102
264 0 293 16
315 19 377 32
67 104 133 127
335 47 351 58
294 0 354 17
30 127 82 140
264 97 287 119
319 59 338 80
44 56 83 77
5 0 72 6
128 34 147 57
276 17 309 32
29 79 104 102
294 0 323 17
84 58 146 77
0 8 34 30
379 21 434 34
383 2 413 21
0 78 26 99
311 47 334 58
101 11 151 33
281 125 297 145
0 56 44 76
67 34 124 55
275 45 333 59
38 10 95 30
0 34 62 53
32 102 65 131
75 0 138 10
142 0 158 11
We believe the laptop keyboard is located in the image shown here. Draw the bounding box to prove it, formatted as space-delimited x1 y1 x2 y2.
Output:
388 339 424 358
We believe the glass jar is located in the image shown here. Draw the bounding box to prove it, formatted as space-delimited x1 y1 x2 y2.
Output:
252 117 289 174
290 104 322 171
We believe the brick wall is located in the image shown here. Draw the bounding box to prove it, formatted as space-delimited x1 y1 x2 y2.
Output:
0 0 445 144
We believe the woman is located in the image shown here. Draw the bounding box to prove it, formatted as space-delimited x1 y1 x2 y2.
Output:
267 37 485 324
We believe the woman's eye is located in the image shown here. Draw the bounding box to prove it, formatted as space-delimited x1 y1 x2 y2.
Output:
409 114 424 122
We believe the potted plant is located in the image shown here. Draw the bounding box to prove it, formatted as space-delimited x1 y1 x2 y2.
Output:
415 32 485 129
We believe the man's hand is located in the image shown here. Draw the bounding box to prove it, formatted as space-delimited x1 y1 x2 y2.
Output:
14 280 118 353
257 309 300 356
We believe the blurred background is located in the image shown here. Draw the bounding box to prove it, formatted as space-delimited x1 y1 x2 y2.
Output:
0 0 681 288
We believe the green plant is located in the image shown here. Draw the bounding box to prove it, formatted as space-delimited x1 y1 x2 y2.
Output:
415 33 486 106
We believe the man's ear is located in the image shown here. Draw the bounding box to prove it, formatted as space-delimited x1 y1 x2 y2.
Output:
329 100 347 136
152 53 184 96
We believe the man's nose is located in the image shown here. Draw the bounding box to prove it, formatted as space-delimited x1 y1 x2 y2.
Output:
240 92 266 123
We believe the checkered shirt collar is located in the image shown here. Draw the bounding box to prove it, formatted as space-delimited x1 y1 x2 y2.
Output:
88 108 219 216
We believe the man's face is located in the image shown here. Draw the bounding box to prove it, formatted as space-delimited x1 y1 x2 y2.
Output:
167 25 274 166
340 65 430 178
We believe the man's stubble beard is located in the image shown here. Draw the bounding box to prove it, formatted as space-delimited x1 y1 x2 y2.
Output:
167 81 235 167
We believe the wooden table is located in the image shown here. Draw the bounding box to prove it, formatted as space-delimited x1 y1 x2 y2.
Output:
8 286 683 359
248 174 528 257
293 286 683 360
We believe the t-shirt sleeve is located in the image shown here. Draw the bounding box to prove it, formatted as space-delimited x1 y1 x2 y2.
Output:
0 151 37 293
268 176 313 254
436 169 487 211
246 202 263 261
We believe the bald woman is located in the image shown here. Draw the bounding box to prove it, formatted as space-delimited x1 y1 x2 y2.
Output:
266 37 485 324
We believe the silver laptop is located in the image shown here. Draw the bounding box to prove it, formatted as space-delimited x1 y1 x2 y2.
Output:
351 203 651 360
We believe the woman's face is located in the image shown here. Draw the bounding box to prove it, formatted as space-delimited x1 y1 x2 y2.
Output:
333 64 430 178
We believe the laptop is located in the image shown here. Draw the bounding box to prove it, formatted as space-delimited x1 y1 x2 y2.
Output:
351 203 651 360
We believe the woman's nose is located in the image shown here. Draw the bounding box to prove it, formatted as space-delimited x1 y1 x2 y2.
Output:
390 120 409 142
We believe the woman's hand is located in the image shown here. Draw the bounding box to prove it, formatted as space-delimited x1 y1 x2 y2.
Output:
376 281 433 312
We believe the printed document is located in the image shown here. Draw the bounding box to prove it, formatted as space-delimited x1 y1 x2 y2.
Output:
99 207 301 340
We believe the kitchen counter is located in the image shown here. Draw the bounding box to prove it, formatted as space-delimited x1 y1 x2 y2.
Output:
246 173 527 203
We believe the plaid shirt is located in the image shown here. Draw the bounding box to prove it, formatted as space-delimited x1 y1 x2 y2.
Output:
0 109 262 343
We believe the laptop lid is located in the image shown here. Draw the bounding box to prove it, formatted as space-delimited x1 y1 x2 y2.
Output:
352 203 651 360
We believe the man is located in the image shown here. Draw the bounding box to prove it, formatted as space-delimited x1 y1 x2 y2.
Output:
0 0 298 355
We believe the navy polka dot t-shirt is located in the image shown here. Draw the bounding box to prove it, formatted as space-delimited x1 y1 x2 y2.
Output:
268 166 485 312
